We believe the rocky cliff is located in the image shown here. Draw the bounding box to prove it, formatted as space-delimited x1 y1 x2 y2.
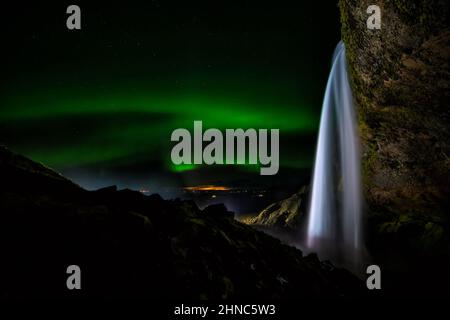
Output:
340 0 450 295
248 186 308 233
340 0 449 218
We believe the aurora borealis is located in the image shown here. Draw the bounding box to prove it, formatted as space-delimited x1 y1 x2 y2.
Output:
1 86 314 167
0 1 341 194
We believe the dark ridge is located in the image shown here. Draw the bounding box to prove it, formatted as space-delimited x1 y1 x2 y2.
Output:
0 146 365 300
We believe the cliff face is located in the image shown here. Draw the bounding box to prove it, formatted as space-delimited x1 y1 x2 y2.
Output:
248 186 308 232
340 0 449 255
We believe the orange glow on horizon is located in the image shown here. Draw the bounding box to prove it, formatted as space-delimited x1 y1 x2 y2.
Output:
184 185 231 191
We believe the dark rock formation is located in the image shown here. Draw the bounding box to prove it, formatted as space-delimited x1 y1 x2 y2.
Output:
340 0 450 297
247 186 308 234
0 146 364 300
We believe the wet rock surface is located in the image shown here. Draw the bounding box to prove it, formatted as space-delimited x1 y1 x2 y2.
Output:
340 0 450 297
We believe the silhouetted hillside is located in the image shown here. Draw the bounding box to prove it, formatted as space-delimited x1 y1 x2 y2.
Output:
0 146 363 299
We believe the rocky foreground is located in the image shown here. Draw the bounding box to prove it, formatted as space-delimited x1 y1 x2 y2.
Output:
0 146 364 299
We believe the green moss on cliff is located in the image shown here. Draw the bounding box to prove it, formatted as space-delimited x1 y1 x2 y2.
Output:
339 0 450 268
389 0 448 32
339 0 363 109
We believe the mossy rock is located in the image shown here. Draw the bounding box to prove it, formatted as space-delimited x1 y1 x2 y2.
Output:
340 0 450 220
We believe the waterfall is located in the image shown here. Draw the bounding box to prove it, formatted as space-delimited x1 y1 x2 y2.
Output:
305 41 363 272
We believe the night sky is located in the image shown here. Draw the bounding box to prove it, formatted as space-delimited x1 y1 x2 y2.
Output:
0 1 341 198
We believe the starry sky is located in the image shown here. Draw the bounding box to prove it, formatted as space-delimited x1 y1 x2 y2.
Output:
0 1 341 195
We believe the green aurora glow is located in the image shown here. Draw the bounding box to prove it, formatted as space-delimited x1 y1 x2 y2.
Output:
1 82 318 170
0 2 341 181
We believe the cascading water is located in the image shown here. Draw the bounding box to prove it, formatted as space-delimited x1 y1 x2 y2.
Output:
305 41 363 272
